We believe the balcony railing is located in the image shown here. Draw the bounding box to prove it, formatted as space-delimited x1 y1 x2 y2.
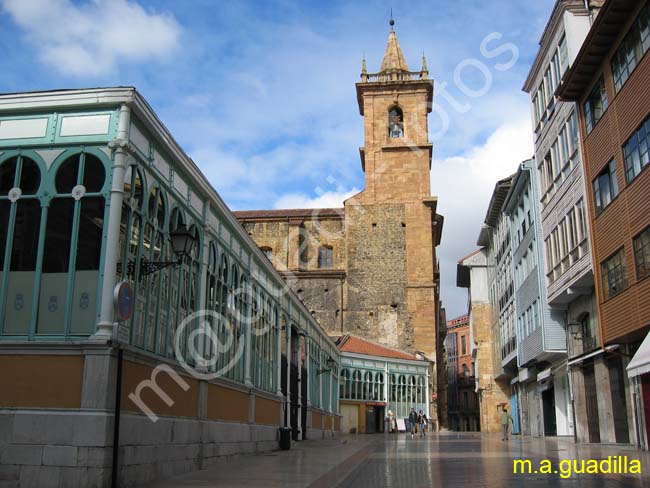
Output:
361 71 428 83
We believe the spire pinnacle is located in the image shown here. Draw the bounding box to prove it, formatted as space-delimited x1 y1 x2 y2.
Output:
380 24 409 73
421 53 428 79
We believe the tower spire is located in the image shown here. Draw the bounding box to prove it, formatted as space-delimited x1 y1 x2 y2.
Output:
379 22 409 73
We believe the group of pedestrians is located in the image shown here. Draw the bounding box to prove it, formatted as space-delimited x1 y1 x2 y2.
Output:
408 408 428 439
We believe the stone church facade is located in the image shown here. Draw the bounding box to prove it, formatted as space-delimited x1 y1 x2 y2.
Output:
235 25 445 415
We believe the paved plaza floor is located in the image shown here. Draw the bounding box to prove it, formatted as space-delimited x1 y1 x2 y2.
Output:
146 432 650 487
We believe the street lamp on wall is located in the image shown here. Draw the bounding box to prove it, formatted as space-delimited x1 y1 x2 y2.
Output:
127 224 196 277
567 322 583 340
317 355 336 375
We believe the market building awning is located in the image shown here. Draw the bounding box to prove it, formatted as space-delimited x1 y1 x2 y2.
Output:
627 332 650 378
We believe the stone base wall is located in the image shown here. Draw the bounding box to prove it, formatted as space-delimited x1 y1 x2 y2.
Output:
0 409 281 488
0 409 112 488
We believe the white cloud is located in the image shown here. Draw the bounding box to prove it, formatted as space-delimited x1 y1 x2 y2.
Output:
434 114 534 319
273 188 361 210
1 0 181 76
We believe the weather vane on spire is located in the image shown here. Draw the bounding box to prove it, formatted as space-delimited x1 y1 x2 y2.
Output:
390 8 395 27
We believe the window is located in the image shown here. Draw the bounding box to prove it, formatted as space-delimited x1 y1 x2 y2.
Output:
544 152 553 190
593 160 619 215
551 141 561 179
584 77 608 133
462 364 469 378
601 248 628 300
568 110 579 155
559 126 570 169
461 335 467 355
623 116 650 183
633 226 650 281
533 93 542 128
612 3 650 91
559 34 569 75
567 208 578 251
576 198 587 241
544 67 554 110
261 246 273 262
551 52 561 89
388 106 404 138
318 246 333 269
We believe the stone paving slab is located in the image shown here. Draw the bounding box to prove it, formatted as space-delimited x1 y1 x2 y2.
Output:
144 433 650 488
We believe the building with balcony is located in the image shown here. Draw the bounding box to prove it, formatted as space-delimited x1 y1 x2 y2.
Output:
523 0 609 444
503 159 570 437
558 0 650 448
457 250 510 434
444 315 480 431
477 174 520 434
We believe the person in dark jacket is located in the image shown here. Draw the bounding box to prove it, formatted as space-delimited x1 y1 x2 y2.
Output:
408 408 418 439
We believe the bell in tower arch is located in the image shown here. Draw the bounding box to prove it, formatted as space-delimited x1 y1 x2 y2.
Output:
388 106 404 138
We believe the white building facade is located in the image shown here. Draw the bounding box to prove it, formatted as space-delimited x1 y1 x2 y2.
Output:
523 0 614 443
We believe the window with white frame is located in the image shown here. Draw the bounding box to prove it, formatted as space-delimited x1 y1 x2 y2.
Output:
601 248 627 300
585 77 608 133
623 115 650 183
611 3 650 92
593 159 619 215
633 226 650 281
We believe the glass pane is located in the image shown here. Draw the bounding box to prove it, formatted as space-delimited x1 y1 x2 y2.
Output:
0 200 9 271
70 269 98 335
4 199 41 335
0 157 17 194
38 198 74 334
56 155 81 193
19 157 41 194
75 197 104 271
82 153 106 193
133 170 144 209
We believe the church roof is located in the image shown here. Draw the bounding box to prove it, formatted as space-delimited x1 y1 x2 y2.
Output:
233 208 344 220
379 28 410 73
335 334 419 361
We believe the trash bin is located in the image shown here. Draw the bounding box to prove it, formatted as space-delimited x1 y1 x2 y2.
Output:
279 427 291 450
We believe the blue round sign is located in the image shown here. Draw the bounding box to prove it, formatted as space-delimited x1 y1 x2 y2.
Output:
114 281 134 321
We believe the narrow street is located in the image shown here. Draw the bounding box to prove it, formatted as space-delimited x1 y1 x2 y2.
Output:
146 433 650 487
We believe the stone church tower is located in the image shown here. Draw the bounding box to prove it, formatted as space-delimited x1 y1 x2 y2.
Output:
234 23 443 360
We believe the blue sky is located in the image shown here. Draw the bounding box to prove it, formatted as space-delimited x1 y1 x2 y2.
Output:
0 0 556 320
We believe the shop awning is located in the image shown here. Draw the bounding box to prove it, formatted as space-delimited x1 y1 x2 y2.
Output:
627 332 650 378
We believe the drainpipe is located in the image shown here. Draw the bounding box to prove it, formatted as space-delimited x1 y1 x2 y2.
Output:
340 275 344 333
111 348 123 488
94 103 131 340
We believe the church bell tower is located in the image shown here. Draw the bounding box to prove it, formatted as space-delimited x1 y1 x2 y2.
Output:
355 19 434 204
344 19 442 362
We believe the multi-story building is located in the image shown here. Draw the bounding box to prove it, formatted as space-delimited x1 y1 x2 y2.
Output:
0 88 340 486
558 0 650 447
503 159 570 437
523 0 608 443
477 175 520 434
444 315 480 431
235 21 445 427
457 250 510 433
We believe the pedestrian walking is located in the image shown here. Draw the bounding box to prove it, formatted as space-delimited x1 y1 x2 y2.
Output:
420 411 428 437
408 408 418 439
501 407 513 441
